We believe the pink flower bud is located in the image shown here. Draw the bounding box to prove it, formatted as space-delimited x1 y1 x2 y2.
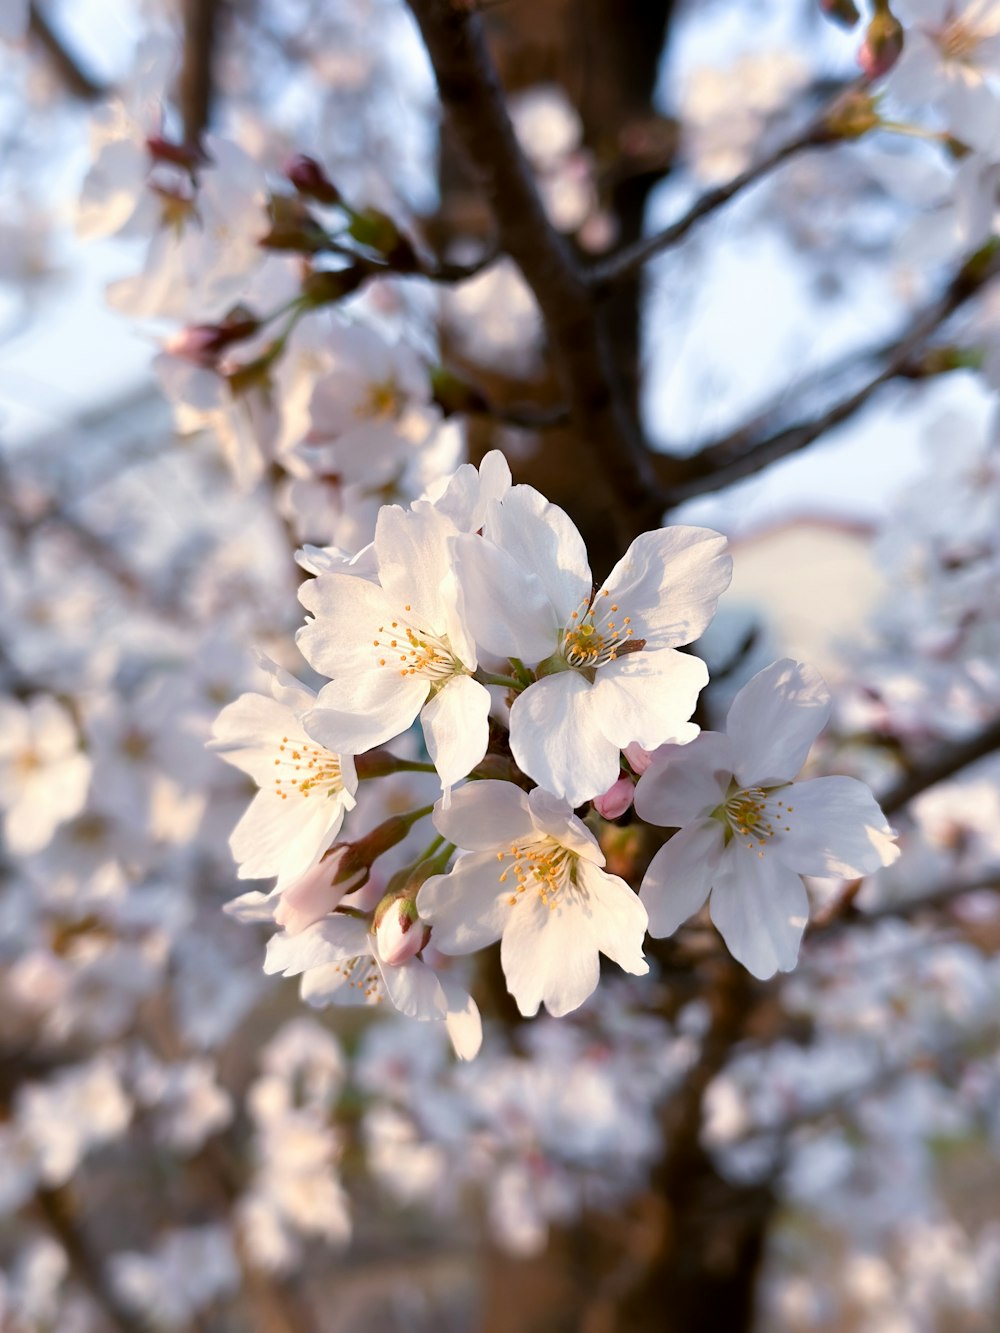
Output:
593 775 634 820
285 154 342 206
164 316 260 367
858 11 904 78
274 847 366 934
624 742 655 776
375 898 429 967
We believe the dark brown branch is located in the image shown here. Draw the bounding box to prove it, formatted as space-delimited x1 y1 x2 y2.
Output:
404 0 667 540
178 0 221 148
879 715 1000 817
591 130 832 292
28 3 107 100
809 717 1000 932
657 244 1000 508
36 1186 146 1333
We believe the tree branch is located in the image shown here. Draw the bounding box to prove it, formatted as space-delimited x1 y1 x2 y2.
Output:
404 0 667 540
178 0 222 148
657 244 1000 507
589 108 843 292
879 714 1000 817
28 3 107 101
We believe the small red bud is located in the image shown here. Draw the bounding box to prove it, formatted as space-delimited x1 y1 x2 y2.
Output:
285 155 342 206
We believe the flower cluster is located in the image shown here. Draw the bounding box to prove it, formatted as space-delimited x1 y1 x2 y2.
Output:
213 454 899 1047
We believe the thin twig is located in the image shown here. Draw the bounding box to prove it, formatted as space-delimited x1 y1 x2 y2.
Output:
589 119 838 291
178 0 221 148
879 715 1000 817
28 2 107 100
657 245 1000 507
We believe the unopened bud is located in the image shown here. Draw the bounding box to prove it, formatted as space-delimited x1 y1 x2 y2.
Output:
285 154 342 206
822 88 880 140
858 8 904 78
593 775 635 820
374 895 429 967
146 135 203 170
818 0 860 28
274 846 367 933
623 741 655 776
164 314 260 367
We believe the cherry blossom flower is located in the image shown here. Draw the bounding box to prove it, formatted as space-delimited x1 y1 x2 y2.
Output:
0 695 91 856
209 658 357 888
635 660 900 980
298 502 491 792
455 484 731 805
887 0 1000 149
264 912 483 1060
419 781 649 1017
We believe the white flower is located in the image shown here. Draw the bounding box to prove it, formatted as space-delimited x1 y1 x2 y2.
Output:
298 502 491 792
635 660 900 980
455 484 731 805
0 695 91 856
419 781 649 1018
888 0 1000 149
264 912 483 1060
209 658 357 888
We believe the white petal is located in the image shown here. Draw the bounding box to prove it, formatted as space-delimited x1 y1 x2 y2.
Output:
576 862 649 977
440 974 483 1060
509 674 620 807
591 647 708 750
639 820 725 936
452 532 558 663
726 659 831 787
230 787 346 887
297 573 396 677
375 504 456 635
770 777 900 877
264 915 370 976
376 953 449 1021
500 889 600 1017
603 525 731 648
418 854 511 953
431 780 534 850
486 484 591 620
209 692 299 782
421 675 491 790
634 733 732 828
709 849 809 980
305 672 427 754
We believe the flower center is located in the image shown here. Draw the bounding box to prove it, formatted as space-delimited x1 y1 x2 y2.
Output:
273 735 346 800
717 785 794 856
561 588 638 669
360 378 405 420
373 604 464 682
497 837 576 909
324 954 383 1002
937 17 982 61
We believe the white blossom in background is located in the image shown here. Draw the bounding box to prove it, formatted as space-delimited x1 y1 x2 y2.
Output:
109 1226 241 1330
419 781 649 1017
887 0 1000 150
0 695 91 856
636 660 900 979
